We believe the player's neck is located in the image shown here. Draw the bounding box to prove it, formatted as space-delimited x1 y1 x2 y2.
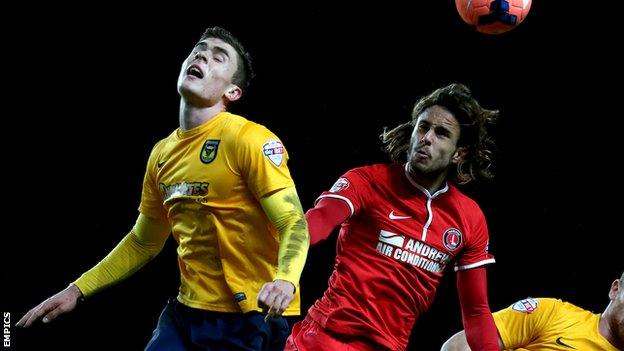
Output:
406 164 448 195
599 309 622 349
415 178 445 195
179 99 226 131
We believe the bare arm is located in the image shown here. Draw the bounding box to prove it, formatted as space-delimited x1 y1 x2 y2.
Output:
16 213 170 327
15 283 84 328
441 331 471 351
441 330 504 351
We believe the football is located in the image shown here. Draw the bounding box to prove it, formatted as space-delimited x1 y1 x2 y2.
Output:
456 0 532 34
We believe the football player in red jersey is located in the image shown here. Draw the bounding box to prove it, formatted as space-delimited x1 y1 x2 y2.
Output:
286 83 500 350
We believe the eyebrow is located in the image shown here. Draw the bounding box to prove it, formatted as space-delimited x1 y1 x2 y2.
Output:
194 41 231 58
418 120 453 134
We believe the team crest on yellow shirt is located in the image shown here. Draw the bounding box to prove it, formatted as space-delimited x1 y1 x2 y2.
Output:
200 139 220 164
263 139 284 167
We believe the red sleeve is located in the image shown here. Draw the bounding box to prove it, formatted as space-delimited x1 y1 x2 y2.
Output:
457 267 499 351
455 204 495 271
316 169 372 216
305 197 351 246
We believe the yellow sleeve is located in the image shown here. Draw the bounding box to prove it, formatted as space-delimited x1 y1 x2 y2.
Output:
235 122 295 199
259 187 310 286
139 140 168 220
73 213 170 297
493 298 558 349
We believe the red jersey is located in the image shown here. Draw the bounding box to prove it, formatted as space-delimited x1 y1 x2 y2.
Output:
307 163 495 350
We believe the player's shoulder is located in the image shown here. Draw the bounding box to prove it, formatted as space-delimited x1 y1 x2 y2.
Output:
556 299 591 315
503 297 564 314
349 163 400 179
221 111 249 127
447 184 483 213
224 112 282 141
151 130 177 153
219 112 250 134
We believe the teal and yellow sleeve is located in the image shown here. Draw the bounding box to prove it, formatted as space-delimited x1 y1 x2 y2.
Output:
73 214 170 297
259 187 309 286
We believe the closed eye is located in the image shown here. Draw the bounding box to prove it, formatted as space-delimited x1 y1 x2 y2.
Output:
212 47 230 63
435 127 451 138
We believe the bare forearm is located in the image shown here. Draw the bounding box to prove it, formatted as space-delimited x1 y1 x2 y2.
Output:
441 331 471 351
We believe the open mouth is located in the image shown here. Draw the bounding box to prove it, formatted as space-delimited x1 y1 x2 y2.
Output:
187 65 204 78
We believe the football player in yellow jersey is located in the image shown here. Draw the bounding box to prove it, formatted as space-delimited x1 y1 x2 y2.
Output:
17 27 310 351
441 272 624 350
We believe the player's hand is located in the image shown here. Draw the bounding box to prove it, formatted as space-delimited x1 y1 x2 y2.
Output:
257 279 295 322
16 283 83 327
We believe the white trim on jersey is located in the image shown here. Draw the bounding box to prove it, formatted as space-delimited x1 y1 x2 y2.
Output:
422 199 434 241
316 194 355 216
404 164 449 241
453 258 496 272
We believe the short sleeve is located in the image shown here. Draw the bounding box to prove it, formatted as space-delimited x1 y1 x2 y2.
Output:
315 168 372 217
454 204 495 271
494 298 557 349
235 122 295 199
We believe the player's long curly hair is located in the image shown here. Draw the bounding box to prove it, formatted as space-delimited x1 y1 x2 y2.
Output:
380 83 498 184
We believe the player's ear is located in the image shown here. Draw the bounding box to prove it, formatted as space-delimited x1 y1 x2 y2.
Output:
452 146 468 164
609 279 620 300
225 84 242 102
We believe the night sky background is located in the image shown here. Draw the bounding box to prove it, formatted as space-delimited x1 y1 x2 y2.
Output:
4 2 623 350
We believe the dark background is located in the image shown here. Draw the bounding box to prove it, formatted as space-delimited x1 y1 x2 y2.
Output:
4 2 623 350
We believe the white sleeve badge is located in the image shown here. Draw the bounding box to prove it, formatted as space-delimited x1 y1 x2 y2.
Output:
511 297 538 313
329 177 350 193
262 139 284 167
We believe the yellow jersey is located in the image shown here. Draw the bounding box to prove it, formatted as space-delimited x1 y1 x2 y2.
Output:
139 111 300 314
494 297 617 350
